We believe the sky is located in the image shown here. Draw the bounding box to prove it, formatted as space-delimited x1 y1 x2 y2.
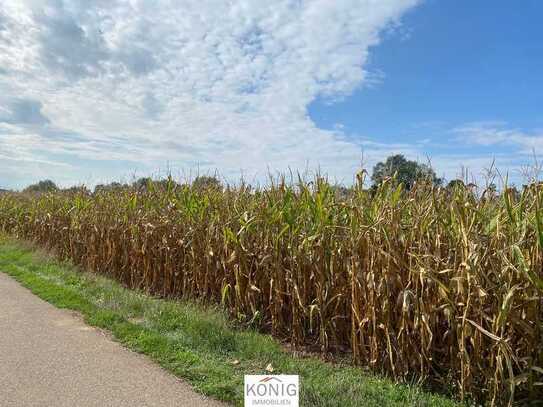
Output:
0 0 541 189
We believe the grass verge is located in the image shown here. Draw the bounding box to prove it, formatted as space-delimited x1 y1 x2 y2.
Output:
0 237 461 406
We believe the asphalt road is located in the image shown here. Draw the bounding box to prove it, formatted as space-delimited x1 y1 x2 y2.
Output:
0 273 225 407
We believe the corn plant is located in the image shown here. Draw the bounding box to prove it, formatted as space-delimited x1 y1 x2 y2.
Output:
0 175 541 405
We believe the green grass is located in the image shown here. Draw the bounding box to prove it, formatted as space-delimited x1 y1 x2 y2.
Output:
0 237 461 407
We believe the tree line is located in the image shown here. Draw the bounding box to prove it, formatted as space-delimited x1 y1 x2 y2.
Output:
13 155 513 195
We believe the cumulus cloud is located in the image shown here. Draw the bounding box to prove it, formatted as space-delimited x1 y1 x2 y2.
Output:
0 0 422 188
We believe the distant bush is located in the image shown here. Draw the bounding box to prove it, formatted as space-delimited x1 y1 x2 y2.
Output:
23 179 58 193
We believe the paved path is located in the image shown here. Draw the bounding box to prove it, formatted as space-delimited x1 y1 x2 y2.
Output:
0 273 225 407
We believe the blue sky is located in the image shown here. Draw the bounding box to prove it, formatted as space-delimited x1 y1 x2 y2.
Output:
310 0 543 181
0 0 541 188
312 0 543 133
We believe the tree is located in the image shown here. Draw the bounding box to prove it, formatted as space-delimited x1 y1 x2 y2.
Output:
23 179 58 193
446 179 466 190
192 175 221 191
94 182 125 194
371 155 441 190
330 184 354 200
62 185 91 195
132 177 152 191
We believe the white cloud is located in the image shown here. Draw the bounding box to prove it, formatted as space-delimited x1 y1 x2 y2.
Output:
0 0 420 188
454 122 543 154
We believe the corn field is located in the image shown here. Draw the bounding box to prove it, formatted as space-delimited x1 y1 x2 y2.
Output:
0 175 542 405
